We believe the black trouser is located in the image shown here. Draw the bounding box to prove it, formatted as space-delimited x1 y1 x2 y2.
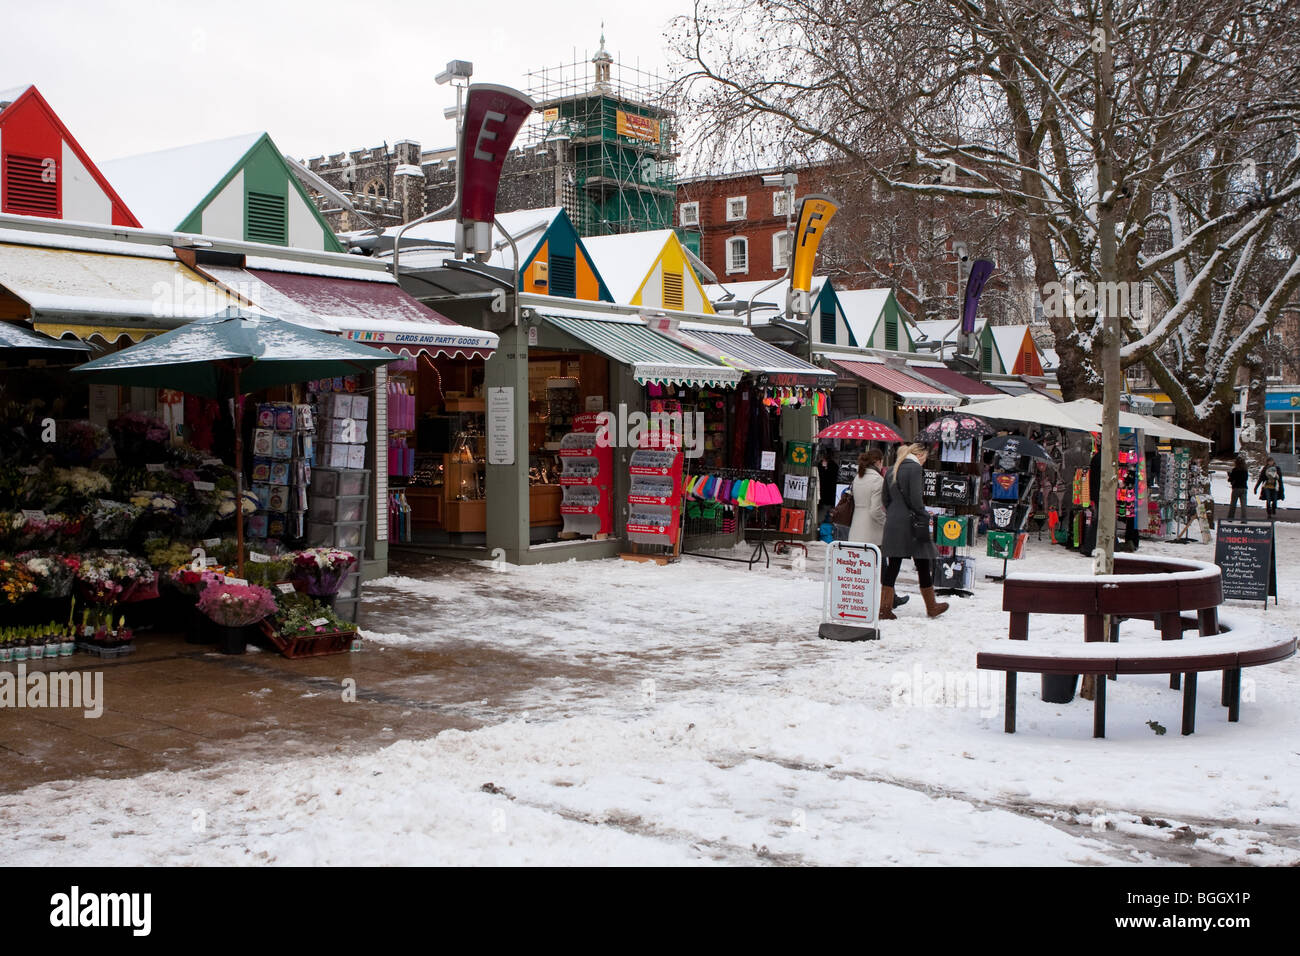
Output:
1264 493 1279 518
1227 489 1247 520
882 556 934 589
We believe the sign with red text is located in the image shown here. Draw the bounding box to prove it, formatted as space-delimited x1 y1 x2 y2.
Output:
822 541 881 638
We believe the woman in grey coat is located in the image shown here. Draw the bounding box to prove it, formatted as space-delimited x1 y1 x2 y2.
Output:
879 442 948 619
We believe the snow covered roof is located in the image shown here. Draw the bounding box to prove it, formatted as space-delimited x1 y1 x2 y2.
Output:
0 84 31 110
912 319 961 344
383 206 564 270
1041 347 1059 370
835 288 895 344
101 132 265 230
987 324 1034 370
582 230 679 303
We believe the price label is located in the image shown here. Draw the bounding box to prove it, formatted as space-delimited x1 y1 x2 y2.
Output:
202 537 220 548
227 577 249 586
204 557 219 567
105 549 126 556
193 480 216 492
146 463 165 472
248 551 271 563
201 458 223 466
277 583 297 595
19 466 40 475
20 509 46 521
310 617 330 627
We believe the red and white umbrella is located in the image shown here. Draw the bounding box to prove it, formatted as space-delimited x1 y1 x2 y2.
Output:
816 418 905 443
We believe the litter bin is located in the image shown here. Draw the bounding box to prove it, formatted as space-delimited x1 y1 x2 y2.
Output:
1041 674 1079 703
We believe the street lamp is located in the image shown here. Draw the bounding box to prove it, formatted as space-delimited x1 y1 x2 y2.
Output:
761 171 798 271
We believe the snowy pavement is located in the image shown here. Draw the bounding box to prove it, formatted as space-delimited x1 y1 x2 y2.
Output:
2 529 1298 865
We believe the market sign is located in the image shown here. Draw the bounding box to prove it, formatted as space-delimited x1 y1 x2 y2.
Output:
616 110 660 142
1214 521 1278 607
819 541 881 642
791 194 839 295
458 84 537 232
487 386 515 466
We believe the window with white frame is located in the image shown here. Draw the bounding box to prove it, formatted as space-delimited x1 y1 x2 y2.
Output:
726 236 749 274
772 230 792 270
726 196 747 222
679 201 699 226
772 191 791 218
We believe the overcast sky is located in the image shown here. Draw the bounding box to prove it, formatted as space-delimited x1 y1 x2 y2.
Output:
6 1 689 162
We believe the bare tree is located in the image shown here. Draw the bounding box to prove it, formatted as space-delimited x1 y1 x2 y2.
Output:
672 0 1300 571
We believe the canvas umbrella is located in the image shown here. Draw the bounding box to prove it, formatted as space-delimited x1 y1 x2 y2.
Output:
0 321 90 364
982 434 1053 463
816 417 905 443
72 307 397 576
919 412 994 443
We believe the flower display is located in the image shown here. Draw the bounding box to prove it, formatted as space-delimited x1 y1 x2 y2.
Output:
290 548 357 596
0 557 38 604
17 552 80 599
54 421 113 466
270 598 357 637
90 500 141 543
128 491 180 514
75 553 156 605
53 466 112 498
197 580 277 627
168 566 226 597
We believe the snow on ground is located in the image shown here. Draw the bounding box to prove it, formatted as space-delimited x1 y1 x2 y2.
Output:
1210 469 1298 511
2 528 1298 865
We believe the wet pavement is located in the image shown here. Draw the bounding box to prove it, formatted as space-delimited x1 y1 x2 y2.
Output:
0 554 588 795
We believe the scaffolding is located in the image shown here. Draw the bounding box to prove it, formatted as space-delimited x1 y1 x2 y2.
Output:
525 44 676 238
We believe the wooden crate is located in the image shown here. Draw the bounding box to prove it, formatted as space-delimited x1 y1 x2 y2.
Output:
259 621 357 659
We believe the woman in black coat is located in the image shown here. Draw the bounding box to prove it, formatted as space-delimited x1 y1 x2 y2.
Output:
879 443 947 619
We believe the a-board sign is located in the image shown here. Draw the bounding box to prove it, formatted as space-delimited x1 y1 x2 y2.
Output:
820 541 881 642
1214 522 1277 607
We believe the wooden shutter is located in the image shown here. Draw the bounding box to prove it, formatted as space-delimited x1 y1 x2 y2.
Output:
246 191 287 245
549 254 576 297
662 271 685 310
884 317 898 351
3 155 58 217
819 306 836 344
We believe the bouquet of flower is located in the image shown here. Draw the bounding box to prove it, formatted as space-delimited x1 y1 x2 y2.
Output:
18 552 80 599
270 597 357 637
0 558 38 605
54 421 113 466
215 489 260 520
9 511 84 550
90 500 141 543
245 557 293 589
167 566 226 597
197 579 277 627
76 553 157 605
290 548 357 596
53 466 112 499
109 411 170 464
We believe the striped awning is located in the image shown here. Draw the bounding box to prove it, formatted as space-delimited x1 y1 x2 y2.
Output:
830 359 961 409
539 312 743 389
668 326 837 389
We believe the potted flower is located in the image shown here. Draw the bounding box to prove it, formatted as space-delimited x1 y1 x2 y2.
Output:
290 548 357 605
169 566 225 643
0 557 38 607
108 410 170 465
197 579 277 655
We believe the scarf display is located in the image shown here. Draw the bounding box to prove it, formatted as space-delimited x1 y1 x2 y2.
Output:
682 473 784 508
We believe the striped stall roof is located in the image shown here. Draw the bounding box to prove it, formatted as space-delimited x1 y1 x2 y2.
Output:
830 359 961 409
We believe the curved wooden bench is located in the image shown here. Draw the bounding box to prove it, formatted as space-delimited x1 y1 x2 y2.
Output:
977 625 1295 737
1002 554 1224 690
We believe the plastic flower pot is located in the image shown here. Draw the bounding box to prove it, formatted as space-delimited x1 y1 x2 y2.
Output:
12 643 28 662
0 646 11 663
217 624 247 655
59 640 75 657
1041 674 1079 704
28 641 44 661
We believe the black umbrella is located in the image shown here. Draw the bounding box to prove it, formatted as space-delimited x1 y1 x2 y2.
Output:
983 434 1053 463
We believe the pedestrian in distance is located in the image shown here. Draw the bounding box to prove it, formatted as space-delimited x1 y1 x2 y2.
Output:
1226 456 1249 520
879 442 948 619
1254 456 1285 520
816 450 838 525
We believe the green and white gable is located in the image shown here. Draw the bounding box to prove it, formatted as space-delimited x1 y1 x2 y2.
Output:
837 288 915 353
102 132 342 252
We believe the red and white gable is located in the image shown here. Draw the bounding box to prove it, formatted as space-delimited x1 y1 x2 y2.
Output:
0 86 139 226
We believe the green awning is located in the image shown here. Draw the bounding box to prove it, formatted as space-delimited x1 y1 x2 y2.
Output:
539 311 743 389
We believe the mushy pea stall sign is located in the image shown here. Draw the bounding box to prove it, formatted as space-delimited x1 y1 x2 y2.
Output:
819 541 882 642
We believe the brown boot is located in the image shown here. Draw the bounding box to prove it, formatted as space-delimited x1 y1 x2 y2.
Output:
921 587 949 618
879 586 898 620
